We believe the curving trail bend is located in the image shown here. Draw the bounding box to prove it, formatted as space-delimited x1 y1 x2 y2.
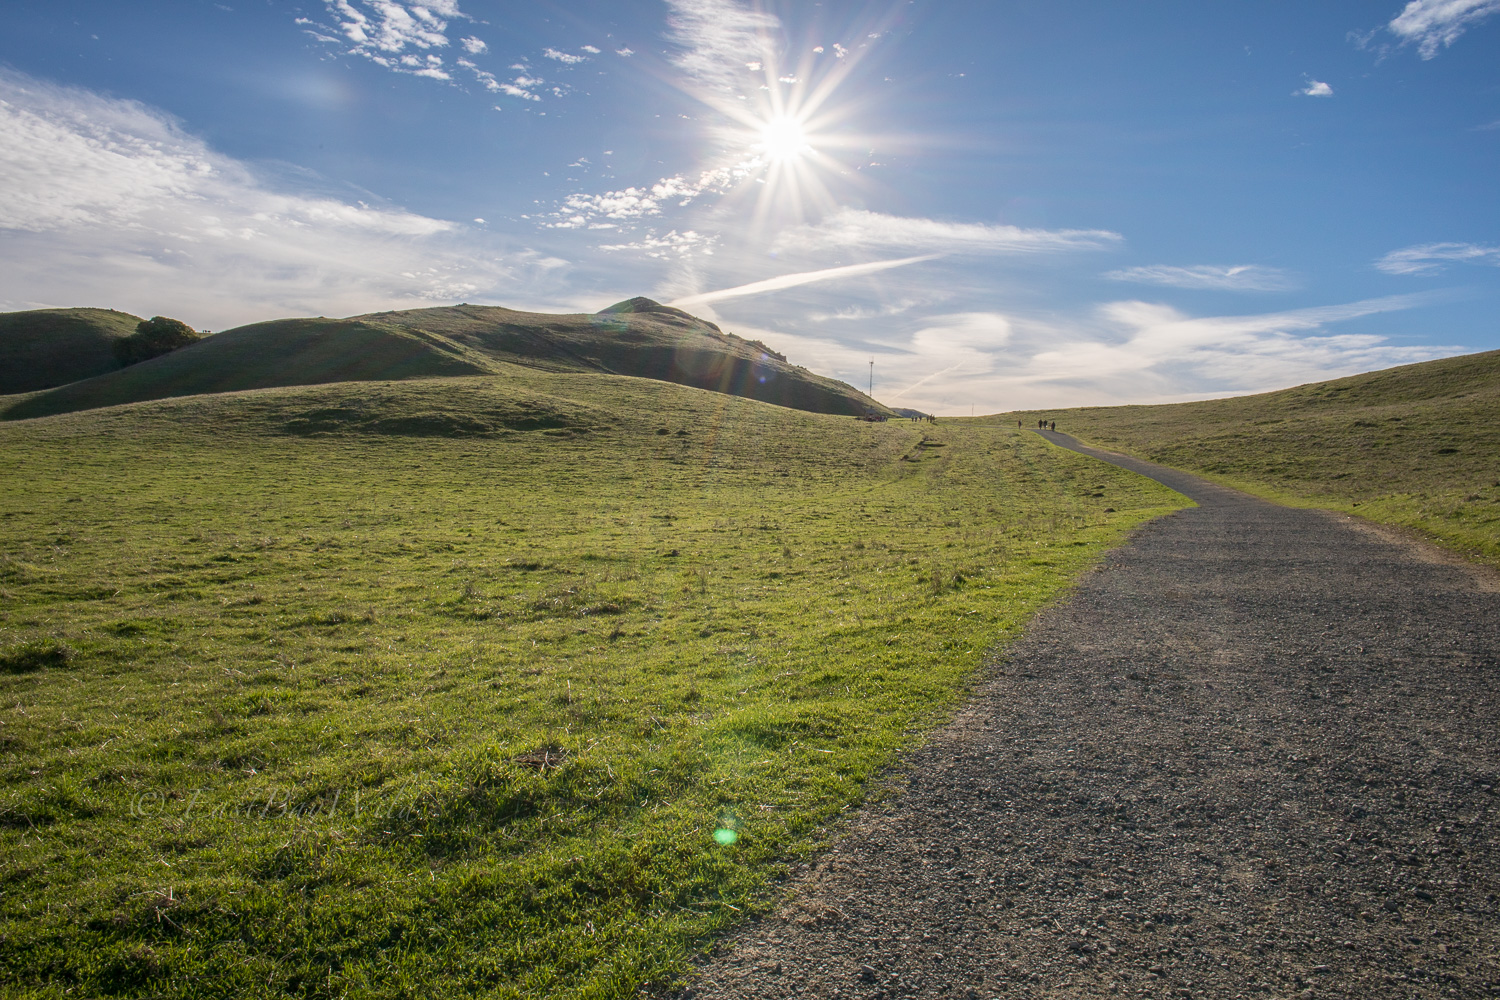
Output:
687 430 1500 1000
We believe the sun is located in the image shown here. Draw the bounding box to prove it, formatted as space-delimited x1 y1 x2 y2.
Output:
758 115 811 163
684 31 887 226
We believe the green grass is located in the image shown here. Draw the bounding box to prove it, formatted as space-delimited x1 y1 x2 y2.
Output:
0 318 496 422
1014 348 1500 565
2 300 885 422
0 373 1180 998
356 301 882 417
0 308 143 395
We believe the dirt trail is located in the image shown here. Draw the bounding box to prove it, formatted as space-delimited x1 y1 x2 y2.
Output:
685 431 1500 999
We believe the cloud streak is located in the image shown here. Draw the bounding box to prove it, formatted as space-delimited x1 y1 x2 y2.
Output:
1376 241 1500 274
1105 264 1296 291
774 208 1121 256
1387 0 1500 57
668 255 938 307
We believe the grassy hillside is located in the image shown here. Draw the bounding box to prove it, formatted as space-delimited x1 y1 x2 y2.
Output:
0 374 1181 998
355 298 882 416
1017 348 1500 565
1 299 884 422
0 318 496 421
0 308 143 394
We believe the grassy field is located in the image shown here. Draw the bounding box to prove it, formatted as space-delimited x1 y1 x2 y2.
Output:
0 373 1181 999
1017 348 1500 566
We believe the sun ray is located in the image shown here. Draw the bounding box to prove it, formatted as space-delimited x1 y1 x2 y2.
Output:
639 4 920 242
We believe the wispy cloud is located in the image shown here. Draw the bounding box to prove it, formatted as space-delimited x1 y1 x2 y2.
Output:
303 0 471 78
1387 0 1500 57
808 298 933 322
1105 264 1296 291
298 3 589 107
668 255 938 308
735 294 1451 413
1297 77 1334 96
1376 241 1500 274
980 295 1453 408
598 230 718 259
543 163 756 228
664 0 778 97
456 58 501 92
773 208 1121 256
0 71 541 328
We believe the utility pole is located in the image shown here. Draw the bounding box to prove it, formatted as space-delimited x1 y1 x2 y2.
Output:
868 357 874 397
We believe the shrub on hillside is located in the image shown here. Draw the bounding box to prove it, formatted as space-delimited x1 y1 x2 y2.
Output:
114 316 202 366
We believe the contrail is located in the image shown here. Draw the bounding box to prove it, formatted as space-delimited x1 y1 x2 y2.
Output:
668 254 940 308
886 361 967 401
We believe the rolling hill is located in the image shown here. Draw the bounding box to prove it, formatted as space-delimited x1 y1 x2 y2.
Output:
0 307 143 394
0 317 494 421
0 298 886 421
1014 348 1500 563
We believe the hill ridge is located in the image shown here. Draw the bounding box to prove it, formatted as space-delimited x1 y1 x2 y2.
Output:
0 300 886 421
0 307 145 394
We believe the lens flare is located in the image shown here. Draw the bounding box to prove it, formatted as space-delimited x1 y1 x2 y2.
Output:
667 16 898 232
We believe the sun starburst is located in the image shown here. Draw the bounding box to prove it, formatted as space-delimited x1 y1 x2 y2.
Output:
674 25 891 232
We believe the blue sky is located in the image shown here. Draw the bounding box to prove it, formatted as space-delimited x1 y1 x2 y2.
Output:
1 0 1497 412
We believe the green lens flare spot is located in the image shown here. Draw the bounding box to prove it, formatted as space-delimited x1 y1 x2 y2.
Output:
713 828 739 846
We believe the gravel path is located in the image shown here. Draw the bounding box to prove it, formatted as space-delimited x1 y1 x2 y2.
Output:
684 431 1500 1000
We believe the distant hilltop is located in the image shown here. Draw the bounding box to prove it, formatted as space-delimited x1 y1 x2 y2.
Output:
0 299 882 421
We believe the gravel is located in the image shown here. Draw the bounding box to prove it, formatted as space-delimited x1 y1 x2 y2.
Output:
683 431 1500 1000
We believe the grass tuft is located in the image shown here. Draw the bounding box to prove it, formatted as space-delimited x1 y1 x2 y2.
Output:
0 638 75 674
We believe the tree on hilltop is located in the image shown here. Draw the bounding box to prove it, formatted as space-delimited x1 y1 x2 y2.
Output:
114 316 202 366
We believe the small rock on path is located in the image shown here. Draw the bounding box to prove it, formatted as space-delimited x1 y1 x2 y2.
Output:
684 432 1500 1000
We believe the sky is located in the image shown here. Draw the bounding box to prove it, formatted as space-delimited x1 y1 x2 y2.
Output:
1 0 1497 413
